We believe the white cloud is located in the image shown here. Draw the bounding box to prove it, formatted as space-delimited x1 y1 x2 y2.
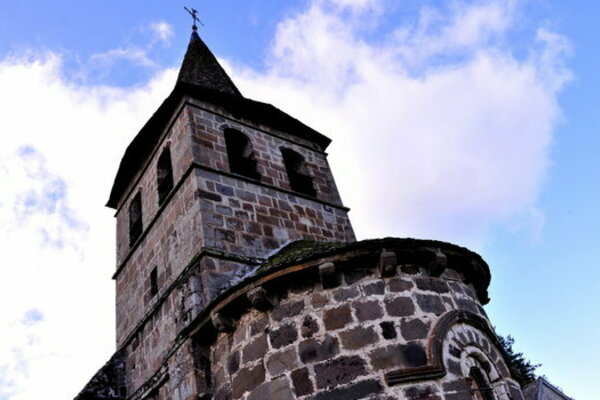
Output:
149 21 174 44
0 0 571 398
0 54 177 399
87 21 175 77
90 47 156 68
232 0 571 248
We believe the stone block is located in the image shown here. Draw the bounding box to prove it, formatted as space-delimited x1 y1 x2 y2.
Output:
247 377 294 400
404 385 441 400
312 379 383 400
456 298 480 315
449 344 461 358
323 304 353 330
416 294 445 315
380 321 397 340
215 387 232 400
314 355 367 389
311 292 329 308
272 300 305 321
442 378 470 393
369 345 403 370
387 278 414 292
301 315 320 338
447 359 462 375
384 296 415 317
250 315 268 336
232 364 265 399
266 347 299 377
196 190 222 202
401 342 427 367
340 326 378 350
445 393 471 400
363 281 385 295
415 277 450 294
353 300 384 321
298 335 339 364
332 287 360 302
242 334 268 363
400 319 429 340
227 351 240 375
269 323 298 349
215 183 233 196
291 367 313 397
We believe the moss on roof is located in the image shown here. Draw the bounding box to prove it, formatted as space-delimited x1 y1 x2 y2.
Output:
259 240 346 273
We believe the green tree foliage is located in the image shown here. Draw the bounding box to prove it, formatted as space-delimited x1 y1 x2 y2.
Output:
497 334 540 387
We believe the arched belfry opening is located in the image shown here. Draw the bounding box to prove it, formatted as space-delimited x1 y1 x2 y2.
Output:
281 147 316 197
128 192 142 246
224 128 260 180
157 147 174 206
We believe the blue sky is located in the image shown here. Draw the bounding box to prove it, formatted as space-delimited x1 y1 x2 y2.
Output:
0 0 597 399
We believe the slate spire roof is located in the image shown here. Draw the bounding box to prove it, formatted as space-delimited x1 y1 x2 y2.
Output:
177 31 242 96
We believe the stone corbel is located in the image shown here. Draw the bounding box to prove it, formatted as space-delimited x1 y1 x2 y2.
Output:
425 248 447 277
378 251 397 278
319 262 338 289
211 311 235 332
246 286 276 311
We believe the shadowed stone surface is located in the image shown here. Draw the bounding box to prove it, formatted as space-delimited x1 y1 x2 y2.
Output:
314 356 367 389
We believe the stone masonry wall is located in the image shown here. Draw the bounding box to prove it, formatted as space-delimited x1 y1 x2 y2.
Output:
115 105 193 264
115 171 202 347
194 168 355 259
186 100 344 206
207 258 522 400
114 98 354 350
114 101 200 352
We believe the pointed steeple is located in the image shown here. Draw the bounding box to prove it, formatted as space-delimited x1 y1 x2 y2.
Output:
177 31 242 97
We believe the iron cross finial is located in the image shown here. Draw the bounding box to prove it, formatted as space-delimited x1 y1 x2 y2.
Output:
184 6 204 31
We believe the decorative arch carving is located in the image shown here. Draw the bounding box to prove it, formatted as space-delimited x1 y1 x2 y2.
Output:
385 310 512 386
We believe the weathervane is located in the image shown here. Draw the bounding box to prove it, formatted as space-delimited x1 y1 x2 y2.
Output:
184 6 204 31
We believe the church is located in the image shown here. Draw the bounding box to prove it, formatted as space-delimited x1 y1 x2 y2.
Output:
75 24 527 400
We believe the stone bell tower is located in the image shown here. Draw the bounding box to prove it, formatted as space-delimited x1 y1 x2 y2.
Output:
76 27 526 400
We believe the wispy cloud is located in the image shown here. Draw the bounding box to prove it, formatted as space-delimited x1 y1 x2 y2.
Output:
85 21 175 81
0 51 177 399
149 21 174 44
5 146 87 251
21 310 44 327
232 0 571 247
89 47 156 69
0 1 571 398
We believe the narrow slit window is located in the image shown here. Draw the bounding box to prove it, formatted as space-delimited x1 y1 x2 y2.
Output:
224 129 260 180
150 267 158 297
468 367 496 400
157 147 174 205
192 341 213 396
129 192 143 246
281 148 316 197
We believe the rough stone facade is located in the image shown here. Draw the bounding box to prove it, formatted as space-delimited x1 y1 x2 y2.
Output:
197 239 523 400
75 31 526 400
